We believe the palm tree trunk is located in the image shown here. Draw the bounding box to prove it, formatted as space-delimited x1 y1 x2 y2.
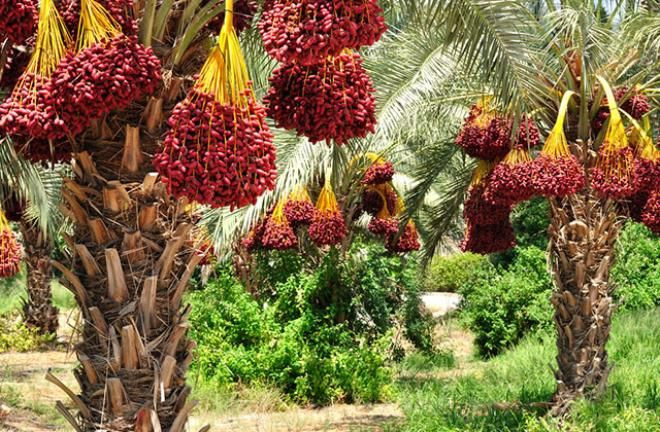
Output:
548 185 622 416
52 82 203 430
19 221 59 336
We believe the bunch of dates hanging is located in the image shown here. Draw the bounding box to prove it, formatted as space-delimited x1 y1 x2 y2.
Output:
0 0 88 163
155 1 277 209
53 0 160 122
265 51 377 145
308 182 347 247
0 211 23 279
259 0 386 65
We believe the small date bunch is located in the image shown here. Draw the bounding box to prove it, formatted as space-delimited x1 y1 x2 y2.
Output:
460 220 516 255
530 91 585 198
262 201 298 250
484 148 536 206
592 86 651 132
455 99 511 160
591 78 636 200
155 9 277 209
0 212 23 278
241 217 268 252
367 200 398 236
259 0 386 65
309 181 347 246
284 186 317 227
265 51 376 145
362 154 395 185
641 190 659 234
0 0 37 45
461 162 516 255
629 124 659 193
386 220 420 253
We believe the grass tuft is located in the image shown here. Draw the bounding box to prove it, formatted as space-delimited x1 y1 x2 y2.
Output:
392 308 659 432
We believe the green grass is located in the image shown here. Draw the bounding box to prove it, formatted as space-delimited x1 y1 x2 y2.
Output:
390 308 659 432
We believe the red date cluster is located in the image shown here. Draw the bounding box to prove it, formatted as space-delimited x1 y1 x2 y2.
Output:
284 199 317 228
386 221 420 253
484 157 536 206
53 35 161 120
154 91 278 209
259 0 386 65
362 161 394 185
460 221 516 255
0 0 37 45
0 228 22 278
455 104 511 160
57 0 137 35
591 147 637 200
368 216 398 236
241 218 267 252
530 155 585 197
641 190 659 234
206 0 257 33
461 182 516 255
592 87 651 133
463 183 512 225
308 210 347 246
633 157 659 193
0 72 87 140
265 52 377 145
262 216 298 250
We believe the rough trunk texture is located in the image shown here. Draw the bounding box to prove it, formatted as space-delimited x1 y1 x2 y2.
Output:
548 143 622 416
20 221 59 336
53 82 204 431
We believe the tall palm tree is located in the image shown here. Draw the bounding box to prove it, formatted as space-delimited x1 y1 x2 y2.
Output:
33 2 231 431
366 0 659 415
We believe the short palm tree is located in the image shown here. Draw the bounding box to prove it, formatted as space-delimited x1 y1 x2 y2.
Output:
366 0 658 414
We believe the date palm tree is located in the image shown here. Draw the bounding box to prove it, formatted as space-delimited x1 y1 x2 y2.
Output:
365 0 658 415
0 141 63 335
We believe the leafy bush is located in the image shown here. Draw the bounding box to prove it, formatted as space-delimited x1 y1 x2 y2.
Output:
611 223 660 311
0 315 54 352
458 246 553 357
459 223 658 357
188 238 428 405
423 252 495 293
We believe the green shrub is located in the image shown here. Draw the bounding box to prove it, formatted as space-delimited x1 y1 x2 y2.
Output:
188 274 393 404
611 223 660 311
0 316 54 352
423 252 495 293
459 246 553 357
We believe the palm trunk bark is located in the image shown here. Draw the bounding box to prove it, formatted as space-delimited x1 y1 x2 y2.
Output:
547 145 622 416
52 83 203 430
19 221 59 336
